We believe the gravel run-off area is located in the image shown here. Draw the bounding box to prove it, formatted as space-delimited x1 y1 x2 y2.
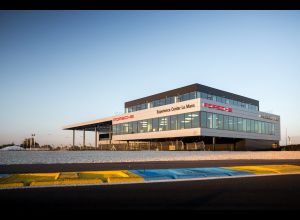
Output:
1 151 300 165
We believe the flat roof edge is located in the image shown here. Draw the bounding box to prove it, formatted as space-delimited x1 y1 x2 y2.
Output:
125 83 259 108
63 116 114 130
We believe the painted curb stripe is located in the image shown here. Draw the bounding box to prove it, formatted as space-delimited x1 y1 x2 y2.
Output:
130 168 253 181
1 165 300 189
224 165 300 174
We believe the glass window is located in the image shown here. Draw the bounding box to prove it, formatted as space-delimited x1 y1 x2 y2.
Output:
178 114 185 129
166 97 175 105
141 103 146 110
258 121 262 134
207 112 213 128
242 118 247 132
225 99 230 104
207 94 213 100
201 92 208 99
212 113 218 129
238 117 243 132
113 125 116 135
233 117 238 131
212 95 217 101
261 122 265 134
200 111 207 128
255 120 258 133
224 115 229 130
170 115 178 130
132 105 137 112
128 107 132 113
166 97 170 105
123 123 129 134
147 119 152 132
152 118 159 132
177 94 183 102
250 120 255 133
139 120 147 133
221 97 226 103
132 121 137 133
229 99 234 105
191 112 200 128
218 114 223 129
159 117 166 131
246 119 251 132
119 124 124 135
271 124 275 135
228 116 234 131
190 91 197 100
182 93 190 101
159 116 169 131
116 124 121 135
159 98 166 106
216 96 222 102
267 123 270 135
128 122 133 134
184 113 192 129
196 91 201 98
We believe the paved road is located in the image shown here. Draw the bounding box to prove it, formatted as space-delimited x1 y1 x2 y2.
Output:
0 173 300 210
1 159 300 173
1 160 300 210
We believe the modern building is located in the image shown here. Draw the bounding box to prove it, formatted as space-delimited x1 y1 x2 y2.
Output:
63 83 280 151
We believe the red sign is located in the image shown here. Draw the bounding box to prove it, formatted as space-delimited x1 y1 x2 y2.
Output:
203 103 232 112
113 115 134 122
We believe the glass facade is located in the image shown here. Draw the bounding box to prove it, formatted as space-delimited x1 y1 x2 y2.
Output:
113 110 275 136
125 90 259 113
200 111 275 135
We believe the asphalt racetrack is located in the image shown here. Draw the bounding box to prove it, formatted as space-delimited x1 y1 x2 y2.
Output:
1 160 300 210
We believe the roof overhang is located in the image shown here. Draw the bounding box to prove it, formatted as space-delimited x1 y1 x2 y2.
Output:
63 116 113 131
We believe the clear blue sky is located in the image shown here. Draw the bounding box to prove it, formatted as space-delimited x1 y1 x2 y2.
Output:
0 10 300 146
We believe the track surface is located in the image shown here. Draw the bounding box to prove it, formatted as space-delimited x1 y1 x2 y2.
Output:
0 174 300 210
1 160 300 210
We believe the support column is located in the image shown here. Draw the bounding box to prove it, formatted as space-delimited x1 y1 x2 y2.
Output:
109 125 112 145
95 127 97 148
83 129 85 148
212 137 216 151
73 130 75 147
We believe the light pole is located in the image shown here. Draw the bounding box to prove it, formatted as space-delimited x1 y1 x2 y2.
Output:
31 133 35 149
286 128 287 146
